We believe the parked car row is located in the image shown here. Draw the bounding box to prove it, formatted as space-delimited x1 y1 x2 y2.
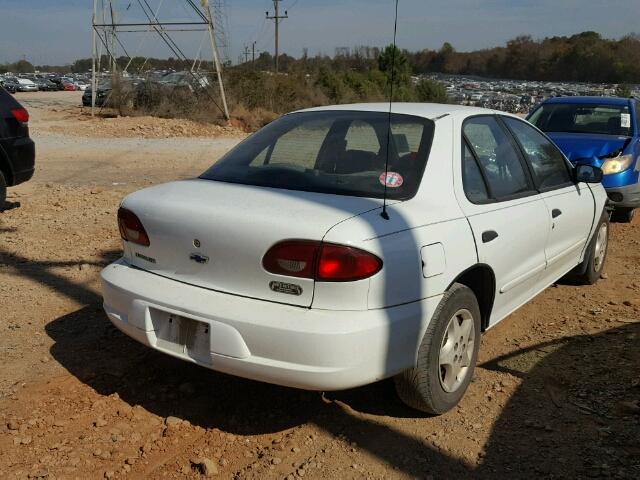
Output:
81 71 211 108
0 73 90 93
430 72 632 115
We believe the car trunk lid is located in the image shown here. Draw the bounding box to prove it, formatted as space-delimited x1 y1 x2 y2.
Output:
120 179 385 307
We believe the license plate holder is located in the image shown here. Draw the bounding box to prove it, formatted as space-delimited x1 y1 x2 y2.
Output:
154 313 211 364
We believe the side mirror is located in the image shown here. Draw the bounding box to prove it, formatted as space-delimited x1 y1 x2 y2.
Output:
574 164 603 184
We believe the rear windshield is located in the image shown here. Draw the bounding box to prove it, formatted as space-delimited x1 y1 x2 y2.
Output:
529 103 633 136
200 111 435 200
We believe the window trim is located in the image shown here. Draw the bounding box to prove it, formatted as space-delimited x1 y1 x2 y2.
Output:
498 115 575 193
461 114 538 204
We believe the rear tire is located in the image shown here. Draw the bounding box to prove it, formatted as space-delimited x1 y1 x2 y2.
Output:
0 170 7 211
394 283 481 414
611 207 635 223
571 211 609 285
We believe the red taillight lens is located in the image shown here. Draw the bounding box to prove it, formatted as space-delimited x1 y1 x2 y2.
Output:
117 207 150 247
317 244 383 281
10 108 29 124
263 241 382 282
262 240 319 278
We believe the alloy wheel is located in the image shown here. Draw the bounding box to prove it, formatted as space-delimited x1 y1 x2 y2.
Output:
438 309 475 393
593 223 608 272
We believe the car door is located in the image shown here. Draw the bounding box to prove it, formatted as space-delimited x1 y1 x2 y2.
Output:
457 115 550 327
501 116 595 282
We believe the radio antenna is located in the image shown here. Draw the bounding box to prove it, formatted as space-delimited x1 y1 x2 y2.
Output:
381 0 399 221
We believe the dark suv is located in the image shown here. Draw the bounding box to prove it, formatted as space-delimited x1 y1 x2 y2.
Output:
0 86 35 208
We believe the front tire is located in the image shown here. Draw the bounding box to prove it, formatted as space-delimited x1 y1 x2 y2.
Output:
611 207 635 223
394 283 481 414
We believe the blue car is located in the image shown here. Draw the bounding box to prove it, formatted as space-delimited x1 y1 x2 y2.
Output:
528 96 639 222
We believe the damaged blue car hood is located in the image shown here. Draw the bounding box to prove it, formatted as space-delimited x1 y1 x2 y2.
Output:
546 132 629 164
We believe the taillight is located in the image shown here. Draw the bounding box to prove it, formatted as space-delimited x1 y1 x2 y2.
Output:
262 240 318 278
316 244 382 281
262 241 382 282
10 107 29 124
117 207 150 247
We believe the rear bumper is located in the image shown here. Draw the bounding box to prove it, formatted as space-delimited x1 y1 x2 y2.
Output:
101 259 441 391
1 137 35 186
605 182 640 209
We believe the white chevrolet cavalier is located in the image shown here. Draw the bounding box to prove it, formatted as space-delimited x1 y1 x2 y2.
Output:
102 104 609 413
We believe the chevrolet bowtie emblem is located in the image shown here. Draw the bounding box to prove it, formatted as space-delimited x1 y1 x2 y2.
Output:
189 253 209 264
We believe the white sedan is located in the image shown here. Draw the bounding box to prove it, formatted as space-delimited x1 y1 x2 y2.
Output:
101 103 608 413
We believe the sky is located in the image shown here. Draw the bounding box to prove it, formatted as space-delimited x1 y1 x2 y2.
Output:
1 0 640 66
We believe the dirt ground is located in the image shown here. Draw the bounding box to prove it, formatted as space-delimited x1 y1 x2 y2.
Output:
0 91 638 480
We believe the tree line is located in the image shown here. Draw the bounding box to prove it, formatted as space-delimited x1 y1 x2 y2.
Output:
5 31 639 85
409 32 640 83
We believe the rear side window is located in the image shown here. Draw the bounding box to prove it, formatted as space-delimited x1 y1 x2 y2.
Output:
463 116 533 200
462 143 489 203
502 117 573 190
201 111 435 200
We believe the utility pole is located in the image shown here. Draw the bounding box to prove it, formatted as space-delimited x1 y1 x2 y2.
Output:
91 0 97 117
266 0 288 73
252 41 257 66
243 45 250 64
203 1 230 121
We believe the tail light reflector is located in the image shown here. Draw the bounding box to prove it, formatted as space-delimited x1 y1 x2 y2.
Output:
117 207 150 247
11 107 29 124
263 240 382 282
262 241 318 279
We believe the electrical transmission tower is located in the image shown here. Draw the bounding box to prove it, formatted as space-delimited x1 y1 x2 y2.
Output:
266 0 288 73
210 0 231 65
91 0 230 120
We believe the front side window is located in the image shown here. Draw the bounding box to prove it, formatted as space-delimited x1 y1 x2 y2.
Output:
463 116 533 200
502 117 573 190
201 111 435 200
529 103 633 137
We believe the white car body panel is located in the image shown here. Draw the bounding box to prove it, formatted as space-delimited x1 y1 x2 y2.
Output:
537 184 595 284
463 197 549 320
102 102 608 390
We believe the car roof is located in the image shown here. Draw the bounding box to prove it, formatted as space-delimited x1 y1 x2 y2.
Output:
295 102 512 121
542 96 632 106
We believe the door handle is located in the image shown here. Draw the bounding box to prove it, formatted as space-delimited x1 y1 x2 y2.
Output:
552 208 562 218
482 230 499 243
